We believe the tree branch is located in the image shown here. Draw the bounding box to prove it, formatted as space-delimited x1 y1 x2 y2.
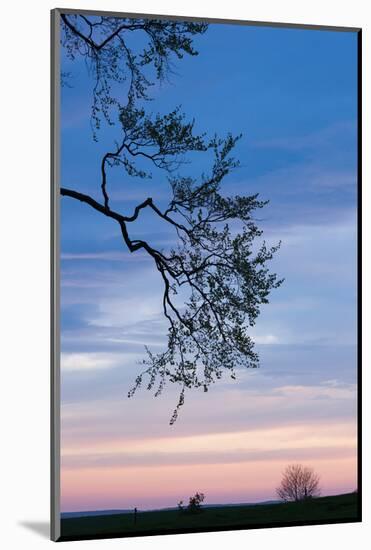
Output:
61 14 146 52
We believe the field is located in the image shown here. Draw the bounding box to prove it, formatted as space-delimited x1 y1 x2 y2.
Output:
60 492 359 540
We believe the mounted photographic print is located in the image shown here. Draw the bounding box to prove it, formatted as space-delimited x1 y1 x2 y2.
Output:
51 8 361 542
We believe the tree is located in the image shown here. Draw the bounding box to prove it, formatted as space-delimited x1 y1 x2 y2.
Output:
187 492 205 513
60 13 283 423
276 464 321 502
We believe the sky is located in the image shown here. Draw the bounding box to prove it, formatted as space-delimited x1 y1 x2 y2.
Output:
60 18 358 512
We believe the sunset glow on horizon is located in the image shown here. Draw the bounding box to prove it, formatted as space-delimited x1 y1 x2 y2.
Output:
61 415 357 511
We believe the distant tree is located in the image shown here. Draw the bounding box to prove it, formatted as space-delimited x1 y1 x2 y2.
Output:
276 464 321 502
60 13 283 423
186 492 205 513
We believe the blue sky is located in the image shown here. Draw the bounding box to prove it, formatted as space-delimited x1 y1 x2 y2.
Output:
60 19 358 511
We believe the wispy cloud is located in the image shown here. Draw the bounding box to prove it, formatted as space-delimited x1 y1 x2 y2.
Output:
60 363 357 452
61 352 126 372
61 251 151 262
246 163 356 198
271 383 356 401
62 444 356 470
251 120 356 153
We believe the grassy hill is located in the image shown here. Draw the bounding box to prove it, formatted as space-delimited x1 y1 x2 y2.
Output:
60 492 359 541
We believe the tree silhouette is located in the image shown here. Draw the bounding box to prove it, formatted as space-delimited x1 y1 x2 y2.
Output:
276 464 321 502
178 492 205 514
60 13 283 423
187 492 205 513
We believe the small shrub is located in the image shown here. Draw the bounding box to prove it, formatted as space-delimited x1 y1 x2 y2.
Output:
187 492 205 514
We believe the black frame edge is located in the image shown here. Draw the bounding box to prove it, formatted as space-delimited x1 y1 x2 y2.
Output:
51 7 61 543
55 7 361 33
356 28 362 522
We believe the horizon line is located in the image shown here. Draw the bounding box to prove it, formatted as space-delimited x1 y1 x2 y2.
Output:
61 490 357 516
